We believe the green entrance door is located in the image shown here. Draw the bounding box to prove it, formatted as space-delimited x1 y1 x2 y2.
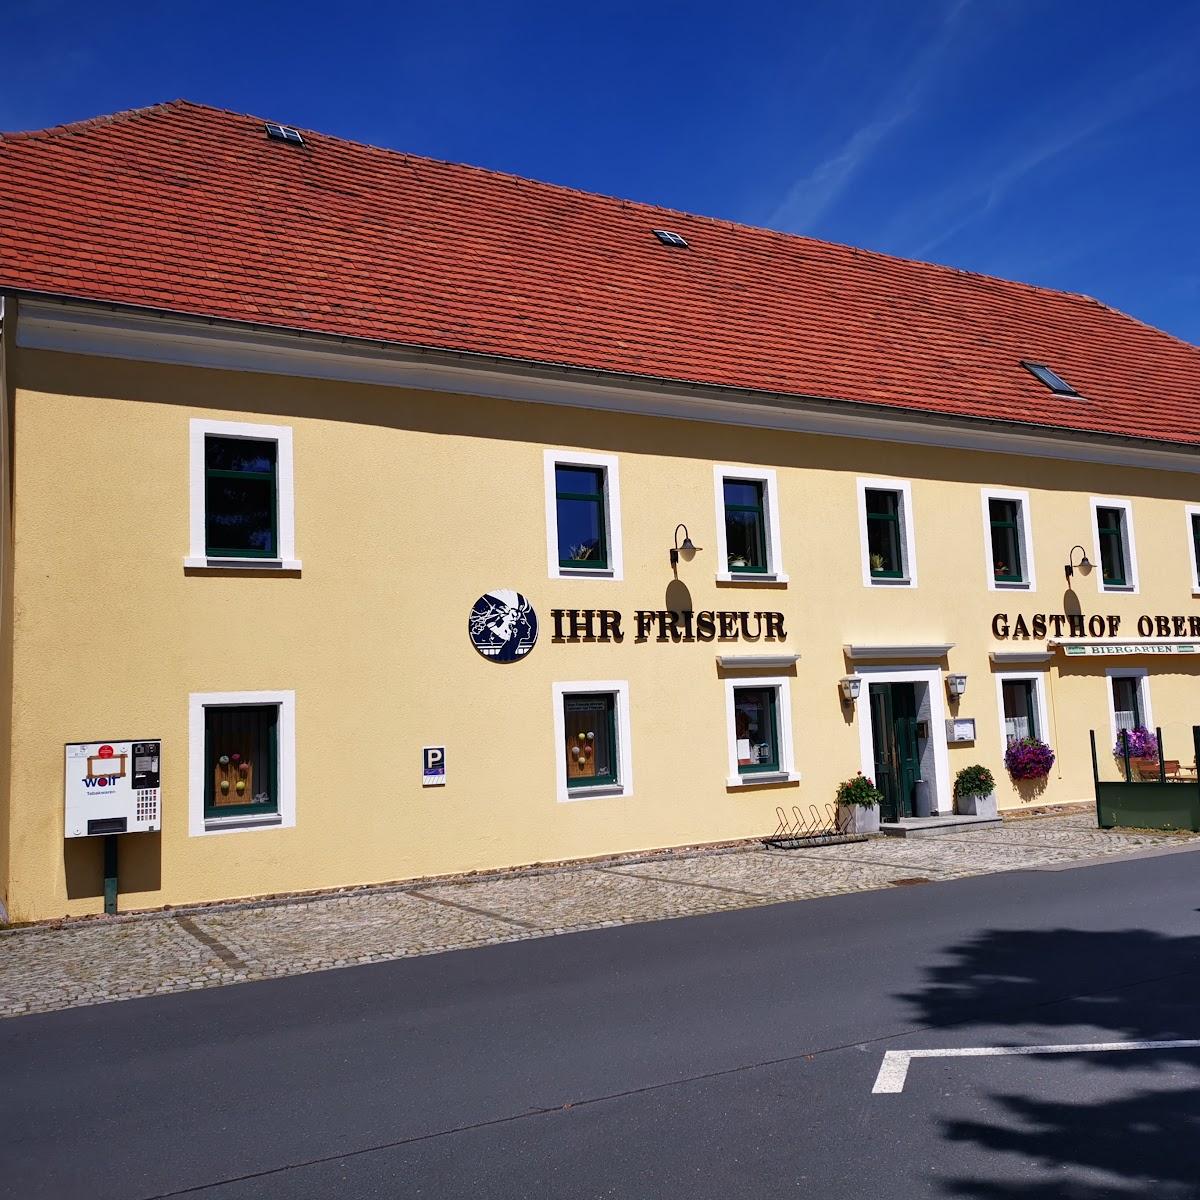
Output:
869 682 921 821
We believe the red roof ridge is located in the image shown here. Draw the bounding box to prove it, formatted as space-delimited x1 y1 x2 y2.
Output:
2 99 1196 446
3 98 1120 319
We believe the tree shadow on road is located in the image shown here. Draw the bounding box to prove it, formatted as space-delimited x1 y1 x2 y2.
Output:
898 926 1200 1198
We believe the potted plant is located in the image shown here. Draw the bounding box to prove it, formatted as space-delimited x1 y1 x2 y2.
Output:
954 764 997 818
836 772 882 834
1004 737 1055 781
1113 726 1159 779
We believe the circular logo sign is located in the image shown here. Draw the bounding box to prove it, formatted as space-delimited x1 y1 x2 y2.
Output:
469 589 538 662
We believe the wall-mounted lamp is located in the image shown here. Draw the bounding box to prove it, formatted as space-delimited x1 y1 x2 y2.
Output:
669 523 701 568
946 673 967 699
839 676 862 703
1064 544 1093 583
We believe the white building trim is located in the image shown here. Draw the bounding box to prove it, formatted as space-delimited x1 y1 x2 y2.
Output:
188 690 296 836
187 418 300 570
1105 666 1154 750
711 464 788 583
723 675 799 788
856 477 918 588
18 299 1200 476
993 671 1052 752
543 449 624 581
980 487 1036 592
855 664 951 815
551 680 633 803
1186 504 1200 595
1089 495 1139 594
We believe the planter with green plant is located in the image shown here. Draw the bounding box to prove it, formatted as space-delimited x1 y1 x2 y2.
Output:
954 764 997 818
836 772 883 834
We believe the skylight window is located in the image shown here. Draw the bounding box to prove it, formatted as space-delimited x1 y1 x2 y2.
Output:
652 229 688 248
1021 361 1077 396
264 123 305 146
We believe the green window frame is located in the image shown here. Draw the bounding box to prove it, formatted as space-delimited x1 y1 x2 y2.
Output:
1001 679 1039 743
205 435 278 558
555 465 609 570
563 692 618 789
723 479 769 574
988 498 1024 583
733 686 780 774
1096 506 1127 587
203 704 280 819
865 488 906 579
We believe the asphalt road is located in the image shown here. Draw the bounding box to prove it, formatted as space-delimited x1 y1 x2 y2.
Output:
4 848 1200 1199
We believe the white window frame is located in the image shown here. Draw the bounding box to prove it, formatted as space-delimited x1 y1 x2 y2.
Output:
1105 667 1154 750
856 477 918 588
544 450 624 580
189 690 297 836
552 680 633 803
1186 505 1200 595
723 675 799 788
186 419 300 570
994 671 1051 749
712 465 788 583
980 488 1036 592
1089 496 1139 594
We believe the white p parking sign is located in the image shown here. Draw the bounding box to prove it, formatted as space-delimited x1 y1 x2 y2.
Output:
422 746 446 787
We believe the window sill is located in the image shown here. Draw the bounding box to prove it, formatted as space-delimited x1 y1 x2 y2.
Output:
185 556 303 572
716 572 789 584
553 567 617 580
560 783 628 802
726 771 800 789
868 576 913 587
993 580 1031 590
1099 583 1137 594
202 812 283 834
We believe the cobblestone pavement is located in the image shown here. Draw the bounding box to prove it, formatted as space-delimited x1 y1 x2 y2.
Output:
2 811 1195 1020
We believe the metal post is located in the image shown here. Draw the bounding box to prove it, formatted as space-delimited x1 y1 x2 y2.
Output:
103 835 118 916
1158 726 1166 784
1089 729 1102 825
1121 729 1131 783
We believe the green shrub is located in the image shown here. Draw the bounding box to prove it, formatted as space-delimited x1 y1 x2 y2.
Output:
954 764 995 798
836 772 883 807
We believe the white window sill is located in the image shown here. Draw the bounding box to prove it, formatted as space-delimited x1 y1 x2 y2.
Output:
185 557 303 571
202 812 283 834
552 567 617 580
716 572 789 584
559 783 629 802
726 772 800 788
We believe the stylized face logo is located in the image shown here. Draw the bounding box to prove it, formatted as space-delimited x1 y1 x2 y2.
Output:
469 589 539 662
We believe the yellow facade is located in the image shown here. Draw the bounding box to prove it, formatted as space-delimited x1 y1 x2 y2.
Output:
2 325 1199 923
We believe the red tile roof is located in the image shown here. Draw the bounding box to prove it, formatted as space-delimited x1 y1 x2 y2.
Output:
2 100 1198 446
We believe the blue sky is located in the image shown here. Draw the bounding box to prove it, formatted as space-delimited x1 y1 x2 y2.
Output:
5 0 1199 343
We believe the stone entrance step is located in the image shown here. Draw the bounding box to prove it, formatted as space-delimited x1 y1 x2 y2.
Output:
880 815 1002 838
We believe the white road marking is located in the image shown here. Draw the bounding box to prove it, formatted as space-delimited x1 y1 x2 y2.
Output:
872 1039 1200 1094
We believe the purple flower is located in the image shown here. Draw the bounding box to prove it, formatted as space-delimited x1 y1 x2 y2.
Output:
1112 726 1158 760
1004 737 1055 780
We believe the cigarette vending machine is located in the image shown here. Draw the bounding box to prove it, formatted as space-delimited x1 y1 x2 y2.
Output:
64 740 161 838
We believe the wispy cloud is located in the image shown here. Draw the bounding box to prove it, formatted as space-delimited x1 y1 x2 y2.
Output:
764 0 971 234
895 48 1198 261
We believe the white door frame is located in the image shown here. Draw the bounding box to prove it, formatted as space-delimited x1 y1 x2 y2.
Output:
856 664 952 816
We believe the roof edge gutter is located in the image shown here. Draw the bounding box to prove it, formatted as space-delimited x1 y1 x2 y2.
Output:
7 288 1198 464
